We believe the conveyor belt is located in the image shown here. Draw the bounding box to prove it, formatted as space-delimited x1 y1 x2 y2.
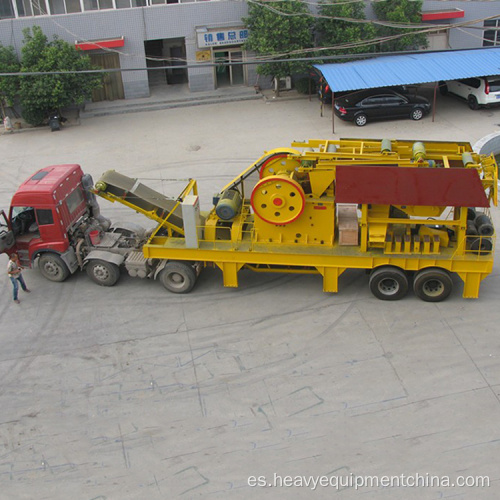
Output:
95 170 184 232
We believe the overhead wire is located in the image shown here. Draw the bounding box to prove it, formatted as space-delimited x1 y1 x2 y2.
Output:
0 0 499 75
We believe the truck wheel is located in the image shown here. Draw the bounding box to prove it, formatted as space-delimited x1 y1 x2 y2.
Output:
38 253 70 282
160 261 196 294
413 268 452 302
86 259 120 286
369 266 408 301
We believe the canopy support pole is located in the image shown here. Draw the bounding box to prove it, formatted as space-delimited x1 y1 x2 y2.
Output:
432 82 438 122
332 91 335 134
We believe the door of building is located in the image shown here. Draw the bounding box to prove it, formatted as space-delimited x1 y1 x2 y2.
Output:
214 50 245 87
90 52 125 102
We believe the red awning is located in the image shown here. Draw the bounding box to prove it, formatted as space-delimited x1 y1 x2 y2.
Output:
421 9 464 21
75 37 124 51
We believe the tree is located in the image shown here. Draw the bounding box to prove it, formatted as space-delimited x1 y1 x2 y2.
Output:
316 0 376 59
19 26 102 125
0 44 20 110
372 0 428 52
244 0 314 88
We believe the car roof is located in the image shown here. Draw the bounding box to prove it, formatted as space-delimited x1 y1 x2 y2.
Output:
337 88 402 102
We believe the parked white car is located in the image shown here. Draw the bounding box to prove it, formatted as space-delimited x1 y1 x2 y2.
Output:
439 76 500 110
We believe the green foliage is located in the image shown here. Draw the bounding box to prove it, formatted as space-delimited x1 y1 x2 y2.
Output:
244 0 314 79
295 76 315 94
0 44 20 107
19 26 102 125
372 0 428 52
316 0 376 59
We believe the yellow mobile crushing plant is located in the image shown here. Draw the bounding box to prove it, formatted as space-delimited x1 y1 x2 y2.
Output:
92 138 497 302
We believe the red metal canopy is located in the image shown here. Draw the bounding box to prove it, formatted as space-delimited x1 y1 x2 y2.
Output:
421 9 464 21
335 165 489 207
75 37 124 51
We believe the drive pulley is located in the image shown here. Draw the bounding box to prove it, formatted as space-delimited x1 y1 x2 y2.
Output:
259 148 302 178
251 174 305 224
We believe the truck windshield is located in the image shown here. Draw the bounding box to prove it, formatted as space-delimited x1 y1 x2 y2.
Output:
11 206 37 236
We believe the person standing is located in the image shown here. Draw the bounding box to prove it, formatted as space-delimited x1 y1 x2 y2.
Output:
7 253 30 304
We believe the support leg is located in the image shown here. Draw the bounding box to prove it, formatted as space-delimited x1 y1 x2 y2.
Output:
317 267 344 293
217 262 244 288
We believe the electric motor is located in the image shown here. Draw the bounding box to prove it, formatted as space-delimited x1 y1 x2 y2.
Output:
215 190 242 220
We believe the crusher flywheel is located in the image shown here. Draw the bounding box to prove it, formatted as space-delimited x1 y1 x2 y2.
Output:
251 174 305 224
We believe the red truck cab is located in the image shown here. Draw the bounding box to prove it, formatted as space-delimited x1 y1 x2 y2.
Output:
0 164 88 268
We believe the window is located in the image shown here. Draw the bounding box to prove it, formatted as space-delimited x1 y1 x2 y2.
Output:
484 19 500 46
0 0 15 19
488 77 500 92
48 0 65 14
66 188 84 214
362 97 386 105
65 0 80 11
385 97 406 105
36 209 54 226
459 78 481 89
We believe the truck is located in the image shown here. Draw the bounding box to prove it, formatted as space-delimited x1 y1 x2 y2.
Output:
0 138 497 302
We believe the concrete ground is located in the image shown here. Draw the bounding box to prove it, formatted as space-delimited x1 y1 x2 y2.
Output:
0 90 499 500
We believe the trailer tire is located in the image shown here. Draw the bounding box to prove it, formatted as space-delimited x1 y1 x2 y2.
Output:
369 266 408 301
413 268 453 302
38 253 70 282
160 261 196 294
86 259 120 286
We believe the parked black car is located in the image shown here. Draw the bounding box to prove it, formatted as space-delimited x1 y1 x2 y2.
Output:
334 89 431 126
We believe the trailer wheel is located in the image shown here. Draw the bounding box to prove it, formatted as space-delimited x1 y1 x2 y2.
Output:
369 266 409 301
38 253 70 282
86 259 120 286
160 261 196 294
413 268 453 302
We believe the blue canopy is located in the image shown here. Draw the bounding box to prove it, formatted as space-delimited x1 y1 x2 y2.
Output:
314 48 500 92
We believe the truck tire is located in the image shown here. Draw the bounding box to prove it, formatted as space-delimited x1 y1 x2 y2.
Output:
413 268 453 302
86 259 120 286
38 253 70 282
159 261 196 294
369 266 408 301
470 237 493 255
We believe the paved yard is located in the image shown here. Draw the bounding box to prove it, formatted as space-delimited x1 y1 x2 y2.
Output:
0 93 499 499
